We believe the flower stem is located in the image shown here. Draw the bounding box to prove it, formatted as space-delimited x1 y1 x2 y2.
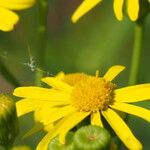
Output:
128 22 144 85
35 0 48 86
120 21 145 150
0 59 20 87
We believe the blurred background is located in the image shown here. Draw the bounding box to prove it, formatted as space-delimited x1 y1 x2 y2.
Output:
0 0 150 149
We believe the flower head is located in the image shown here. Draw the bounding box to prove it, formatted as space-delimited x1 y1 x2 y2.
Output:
71 0 150 23
0 0 36 31
14 65 150 150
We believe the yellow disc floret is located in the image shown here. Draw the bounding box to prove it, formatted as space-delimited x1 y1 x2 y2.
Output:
71 76 115 112
63 73 89 86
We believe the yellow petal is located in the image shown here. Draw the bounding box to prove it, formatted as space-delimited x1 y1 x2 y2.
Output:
44 123 54 132
55 72 65 80
110 102 150 122
36 114 75 150
41 77 73 93
59 111 90 144
0 7 19 31
16 99 46 117
14 87 70 102
113 0 124 21
36 132 55 150
16 99 68 117
127 0 139 21
36 111 90 150
71 0 102 23
36 132 58 150
103 65 125 81
91 111 103 127
34 105 74 126
102 108 142 150
115 84 150 102
0 0 35 10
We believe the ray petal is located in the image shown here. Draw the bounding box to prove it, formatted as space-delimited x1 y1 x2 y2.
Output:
127 0 139 21
0 7 19 31
71 0 102 23
102 108 142 150
113 0 124 21
55 72 65 80
44 123 54 132
16 99 68 117
14 86 70 102
34 105 74 126
16 99 45 117
36 118 66 150
0 0 35 10
103 65 125 81
110 102 150 122
114 84 150 102
36 111 89 150
91 111 103 127
59 111 90 144
41 77 72 93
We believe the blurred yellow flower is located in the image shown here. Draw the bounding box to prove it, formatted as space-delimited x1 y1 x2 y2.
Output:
14 65 150 150
11 145 31 150
72 0 150 23
0 0 35 32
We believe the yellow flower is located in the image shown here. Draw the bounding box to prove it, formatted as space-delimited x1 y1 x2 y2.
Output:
11 145 31 150
71 0 150 23
0 0 35 32
14 65 150 150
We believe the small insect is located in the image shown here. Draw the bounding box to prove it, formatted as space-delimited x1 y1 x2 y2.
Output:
23 45 36 72
24 45 54 77
0 45 53 77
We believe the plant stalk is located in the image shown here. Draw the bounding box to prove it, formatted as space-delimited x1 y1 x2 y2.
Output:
128 22 144 85
35 0 48 86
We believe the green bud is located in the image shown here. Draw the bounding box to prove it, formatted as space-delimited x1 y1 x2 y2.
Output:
0 94 19 148
48 132 74 150
73 125 111 150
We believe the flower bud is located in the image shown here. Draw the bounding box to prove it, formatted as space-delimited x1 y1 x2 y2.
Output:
0 94 19 148
73 125 111 150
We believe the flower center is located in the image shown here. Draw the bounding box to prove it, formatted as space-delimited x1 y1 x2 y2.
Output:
70 75 115 112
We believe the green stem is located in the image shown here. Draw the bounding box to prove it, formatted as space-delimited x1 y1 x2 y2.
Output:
0 59 20 87
128 22 144 85
35 0 48 86
119 22 145 150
